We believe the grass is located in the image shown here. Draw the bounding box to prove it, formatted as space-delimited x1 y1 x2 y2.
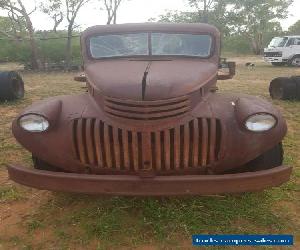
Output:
0 186 23 202
0 58 299 249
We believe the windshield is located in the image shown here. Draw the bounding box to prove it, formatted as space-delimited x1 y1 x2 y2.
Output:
89 32 212 58
90 33 148 58
268 37 288 48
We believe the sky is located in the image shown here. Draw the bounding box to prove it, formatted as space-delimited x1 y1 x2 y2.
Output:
19 0 300 32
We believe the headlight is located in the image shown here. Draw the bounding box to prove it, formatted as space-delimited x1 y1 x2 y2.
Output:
245 113 276 132
19 114 49 132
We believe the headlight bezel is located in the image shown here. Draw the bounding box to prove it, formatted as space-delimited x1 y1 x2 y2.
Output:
244 113 277 132
18 113 50 133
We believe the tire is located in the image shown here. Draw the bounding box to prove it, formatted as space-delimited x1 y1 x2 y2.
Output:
32 156 61 172
291 76 300 100
269 77 297 100
226 143 284 174
0 71 24 101
288 56 300 67
271 62 286 66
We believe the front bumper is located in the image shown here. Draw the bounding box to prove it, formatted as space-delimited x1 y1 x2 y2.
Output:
7 164 292 196
264 57 284 63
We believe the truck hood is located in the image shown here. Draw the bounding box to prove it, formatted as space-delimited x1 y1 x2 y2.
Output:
85 60 217 100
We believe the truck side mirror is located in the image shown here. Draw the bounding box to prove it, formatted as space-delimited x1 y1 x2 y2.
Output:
218 59 236 80
74 73 87 82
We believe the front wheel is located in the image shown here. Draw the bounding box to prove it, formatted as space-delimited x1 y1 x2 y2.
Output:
288 56 300 67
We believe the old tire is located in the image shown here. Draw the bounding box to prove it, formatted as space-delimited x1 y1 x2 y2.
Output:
269 77 297 100
0 71 24 101
271 62 286 66
32 156 62 172
288 56 300 67
291 76 300 100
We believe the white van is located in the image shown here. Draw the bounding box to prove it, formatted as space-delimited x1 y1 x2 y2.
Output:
264 36 300 66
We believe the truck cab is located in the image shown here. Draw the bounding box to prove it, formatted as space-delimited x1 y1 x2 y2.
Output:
264 36 300 66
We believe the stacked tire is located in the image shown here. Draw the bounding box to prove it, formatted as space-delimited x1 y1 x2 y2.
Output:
0 71 24 101
269 76 300 100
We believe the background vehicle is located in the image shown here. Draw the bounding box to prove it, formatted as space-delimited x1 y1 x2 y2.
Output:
264 36 300 66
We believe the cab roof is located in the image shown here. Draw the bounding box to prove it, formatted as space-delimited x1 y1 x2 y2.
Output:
82 23 220 38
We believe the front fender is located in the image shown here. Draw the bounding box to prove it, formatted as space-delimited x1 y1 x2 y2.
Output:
207 93 287 173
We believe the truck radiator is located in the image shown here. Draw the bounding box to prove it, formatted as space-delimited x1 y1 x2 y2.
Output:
72 118 222 173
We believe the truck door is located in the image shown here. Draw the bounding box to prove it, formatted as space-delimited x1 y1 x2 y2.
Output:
288 38 300 66
286 38 300 54
293 38 300 54
284 38 295 59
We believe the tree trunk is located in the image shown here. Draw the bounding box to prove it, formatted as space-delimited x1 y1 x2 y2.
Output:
24 14 40 69
248 32 258 55
113 11 117 24
250 33 263 55
65 25 73 70
15 0 40 70
202 0 208 23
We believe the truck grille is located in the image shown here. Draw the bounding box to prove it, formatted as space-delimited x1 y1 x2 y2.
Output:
72 118 222 174
264 52 282 57
103 95 191 120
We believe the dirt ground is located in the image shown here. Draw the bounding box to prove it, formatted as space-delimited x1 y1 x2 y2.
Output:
0 57 300 250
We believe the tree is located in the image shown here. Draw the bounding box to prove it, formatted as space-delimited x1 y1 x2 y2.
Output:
227 0 292 54
0 15 26 39
288 20 300 34
152 11 200 23
154 0 229 35
40 0 64 33
102 0 124 24
0 0 41 69
65 0 90 70
188 0 217 23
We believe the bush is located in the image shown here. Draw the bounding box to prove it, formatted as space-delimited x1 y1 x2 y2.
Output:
0 31 82 66
222 35 252 55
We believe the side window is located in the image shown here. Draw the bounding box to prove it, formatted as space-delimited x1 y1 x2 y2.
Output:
295 38 300 46
286 38 295 46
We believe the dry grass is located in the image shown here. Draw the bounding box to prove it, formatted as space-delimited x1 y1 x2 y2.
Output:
0 57 299 249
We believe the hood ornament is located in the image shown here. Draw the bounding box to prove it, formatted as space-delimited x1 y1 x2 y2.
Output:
142 62 152 100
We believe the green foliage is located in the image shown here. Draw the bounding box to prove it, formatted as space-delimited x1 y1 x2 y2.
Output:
37 31 81 64
0 30 81 65
222 35 252 54
154 0 229 35
227 0 291 54
0 186 22 202
155 0 291 55
0 39 30 62
0 16 27 36
288 20 300 35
